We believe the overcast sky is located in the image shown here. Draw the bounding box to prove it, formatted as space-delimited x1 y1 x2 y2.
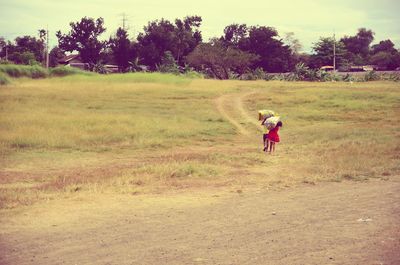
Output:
0 0 399 52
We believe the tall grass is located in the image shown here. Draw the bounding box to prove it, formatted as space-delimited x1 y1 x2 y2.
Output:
49 66 94 77
0 64 48 78
0 77 399 208
0 72 10 85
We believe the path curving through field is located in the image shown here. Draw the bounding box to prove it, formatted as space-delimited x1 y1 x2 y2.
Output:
215 90 264 138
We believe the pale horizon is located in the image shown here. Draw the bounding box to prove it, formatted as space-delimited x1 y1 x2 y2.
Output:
0 0 399 52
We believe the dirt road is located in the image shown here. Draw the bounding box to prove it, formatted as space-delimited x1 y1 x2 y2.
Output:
1 180 399 265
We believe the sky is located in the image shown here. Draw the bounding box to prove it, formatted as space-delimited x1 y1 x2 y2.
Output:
0 0 399 52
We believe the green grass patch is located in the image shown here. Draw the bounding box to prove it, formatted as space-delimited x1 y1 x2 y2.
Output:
0 64 48 79
49 66 93 77
0 72 10 85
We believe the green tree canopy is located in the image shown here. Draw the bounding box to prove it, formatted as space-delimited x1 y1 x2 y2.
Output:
56 17 106 65
186 40 258 79
109 27 137 72
341 28 374 65
309 37 346 69
137 16 202 69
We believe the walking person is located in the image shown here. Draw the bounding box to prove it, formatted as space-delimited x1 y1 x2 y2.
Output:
267 121 282 153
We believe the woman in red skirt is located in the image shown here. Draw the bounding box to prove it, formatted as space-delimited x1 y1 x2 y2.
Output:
267 121 282 153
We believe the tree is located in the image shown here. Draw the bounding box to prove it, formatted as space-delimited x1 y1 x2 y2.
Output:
370 51 400 70
186 40 258 79
109 27 136 72
238 26 295 72
0 37 6 57
49 46 65 67
371 39 397 55
137 16 202 69
341 28 374 65
56 17 106 66
12 35 44 63
221 23 248 48
173 16 202 64
309 37 346 69
9 51 37 65
283 32 302 56
157 51 180 74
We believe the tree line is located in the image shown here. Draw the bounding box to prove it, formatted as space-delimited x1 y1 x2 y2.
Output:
1 16 399 79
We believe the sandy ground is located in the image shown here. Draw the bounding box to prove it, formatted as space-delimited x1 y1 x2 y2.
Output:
1 91 399 264
1 180 399 265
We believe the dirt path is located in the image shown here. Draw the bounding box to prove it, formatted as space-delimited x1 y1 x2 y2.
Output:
1 91 399 265
1 180 399 265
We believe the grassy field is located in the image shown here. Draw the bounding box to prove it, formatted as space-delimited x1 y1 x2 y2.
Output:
0 74 399 209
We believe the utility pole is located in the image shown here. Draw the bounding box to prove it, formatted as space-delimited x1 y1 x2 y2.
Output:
333 31 336 72
46 26 49 68
121 13 128 31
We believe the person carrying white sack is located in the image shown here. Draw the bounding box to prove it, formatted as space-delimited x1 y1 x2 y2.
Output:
259 110 281 152
258 110 277 152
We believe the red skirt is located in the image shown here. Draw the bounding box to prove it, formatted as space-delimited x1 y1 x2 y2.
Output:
268 130 280 142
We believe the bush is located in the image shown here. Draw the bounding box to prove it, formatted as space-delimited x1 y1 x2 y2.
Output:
342 73 356 82
384 73 400 82
183 70 204 79
364 70 379 81
157 51 181 74
240 68 267 80
0 72 10 85
50 66 93 77
93 63 108 74
0 64 48 78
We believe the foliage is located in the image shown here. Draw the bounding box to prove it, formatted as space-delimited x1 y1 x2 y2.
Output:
0 72 10 85
371 39 397 55
8 51 38 65
221 23 248 48
8 35 45 63
0 64 48 78
109 28 136 72
284 32 302 55
240 68 268 80
186 41 258 79
363 70 379 81
49 66 93 77
157 51 180 74
309 37 346 69
56 17 106 65
137 16 202 69
93 63 108 74
341 28 374 63
49 47 65 67
237 26 295 73
370 51 400 70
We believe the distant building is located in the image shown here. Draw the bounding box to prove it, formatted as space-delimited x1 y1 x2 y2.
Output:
58 54 119 73
58 54 89 70
320 66 334 71
349 65 377 72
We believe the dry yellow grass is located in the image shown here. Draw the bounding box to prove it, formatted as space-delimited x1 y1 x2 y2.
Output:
0 74 399 208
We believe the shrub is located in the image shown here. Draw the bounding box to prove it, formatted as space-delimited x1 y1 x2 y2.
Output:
364 70 379 81
93 63 108 74
50 66 93 77
157 51 181 74
240 68 267 80
0 64 48 78
183 70 204 79
30 65 48 78
0 72 10 85
342 73 356 82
